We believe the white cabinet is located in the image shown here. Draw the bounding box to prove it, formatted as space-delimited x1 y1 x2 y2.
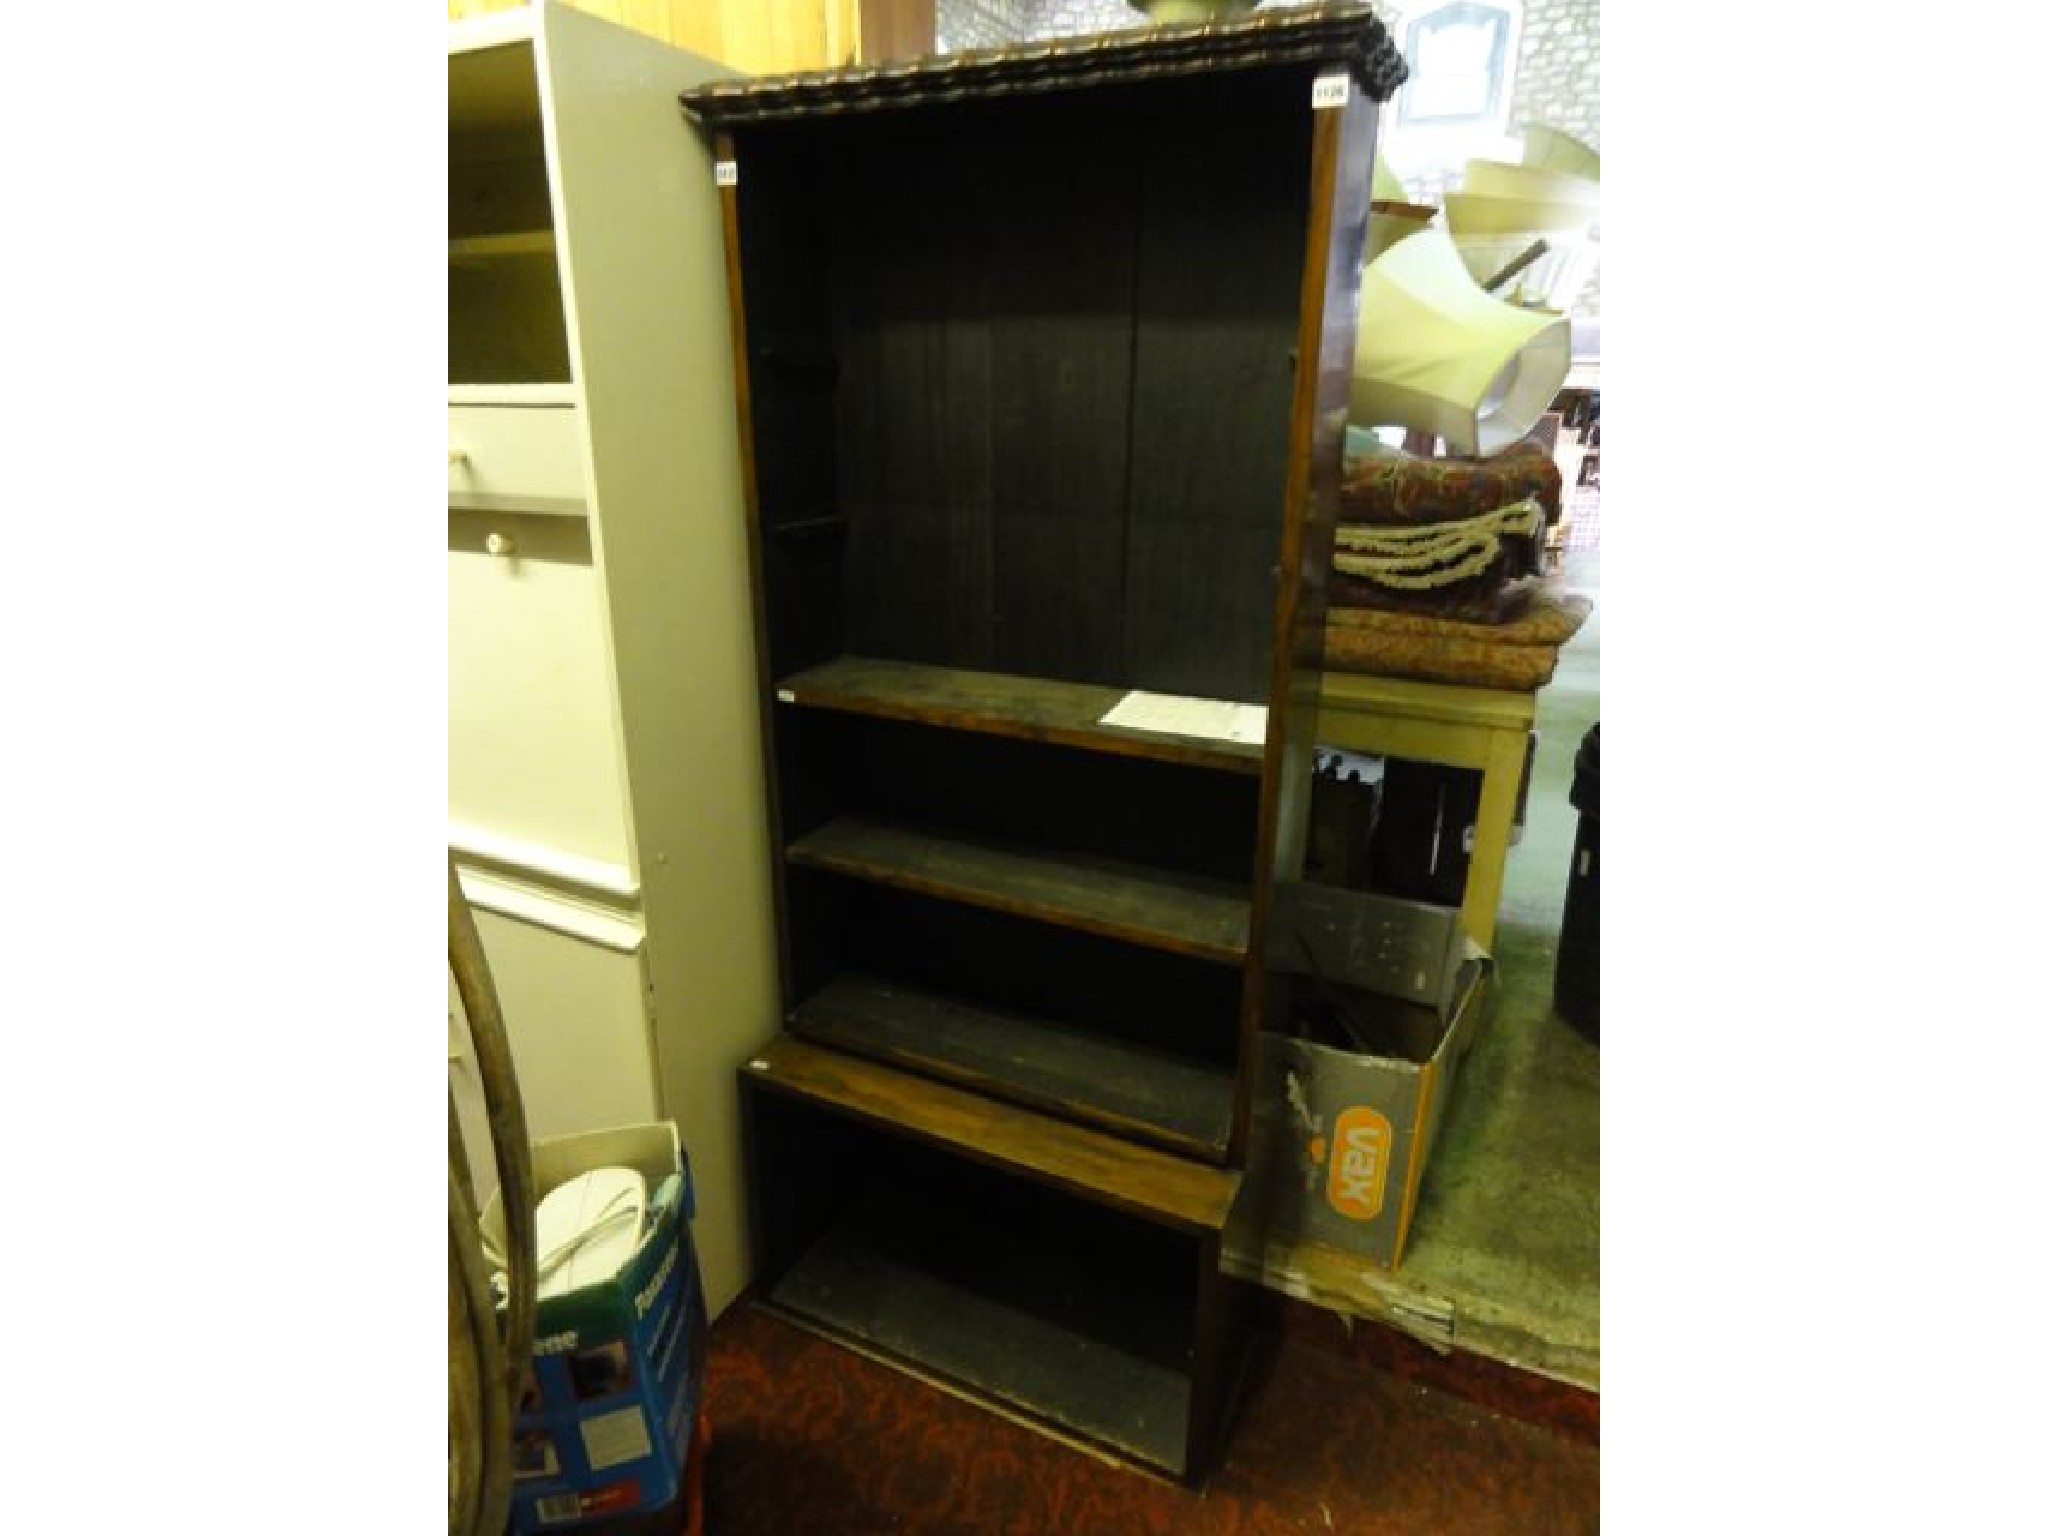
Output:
447 1 775 1317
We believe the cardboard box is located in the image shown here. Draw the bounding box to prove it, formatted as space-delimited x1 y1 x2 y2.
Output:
480 1123 707 1533
1250 886 1491 1268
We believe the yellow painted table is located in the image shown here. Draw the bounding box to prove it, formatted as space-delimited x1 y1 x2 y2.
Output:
1315 671 1537 951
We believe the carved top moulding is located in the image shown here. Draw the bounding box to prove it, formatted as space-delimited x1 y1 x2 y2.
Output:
679 3 1408 127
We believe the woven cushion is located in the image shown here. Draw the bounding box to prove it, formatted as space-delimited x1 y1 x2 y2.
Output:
1322 585 1593 690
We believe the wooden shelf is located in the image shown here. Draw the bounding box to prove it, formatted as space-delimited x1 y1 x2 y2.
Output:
777 655 1264 775
792 973 1233 1160
449 229 557 262
786 816 1251 964
769 1205 1194 1478
742 1035 1240 1235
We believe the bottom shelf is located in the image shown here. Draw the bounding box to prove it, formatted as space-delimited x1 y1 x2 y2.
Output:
743 1041 1257 1480
768 1198 1195 1478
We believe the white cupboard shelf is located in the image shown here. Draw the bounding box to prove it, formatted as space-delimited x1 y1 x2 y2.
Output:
449 229 558 262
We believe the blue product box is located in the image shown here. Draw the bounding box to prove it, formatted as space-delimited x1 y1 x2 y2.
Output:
481 1123 708 1532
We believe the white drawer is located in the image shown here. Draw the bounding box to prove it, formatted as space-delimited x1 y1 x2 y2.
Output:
448 403 586 513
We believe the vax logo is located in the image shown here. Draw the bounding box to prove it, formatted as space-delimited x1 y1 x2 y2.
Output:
1316 1106 1392 1221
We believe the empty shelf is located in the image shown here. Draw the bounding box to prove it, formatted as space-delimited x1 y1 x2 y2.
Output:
786 817 1251 964
741 1034 1240 1235
770 1208 1193 1477
794 973 1233 1160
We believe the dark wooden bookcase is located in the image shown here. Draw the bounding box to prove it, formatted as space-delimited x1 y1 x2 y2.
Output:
684 4 1403 1482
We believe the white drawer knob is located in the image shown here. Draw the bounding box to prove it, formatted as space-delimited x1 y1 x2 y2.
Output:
485 532 517 558
449 447 470 467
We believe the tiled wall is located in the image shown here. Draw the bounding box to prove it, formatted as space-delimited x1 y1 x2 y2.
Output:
1018 0 1143 37
936 0 1595 146
936 0 1031 50
1002 0 1329 41
1509 0 1598 152
1509 0 1599 315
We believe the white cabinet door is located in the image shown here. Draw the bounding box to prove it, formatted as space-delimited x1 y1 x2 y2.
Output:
448 517 635 872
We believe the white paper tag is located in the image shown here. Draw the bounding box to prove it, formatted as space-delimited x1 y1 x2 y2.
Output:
775 688 796 703
715 160 738 186
1312 71 1351 110
1100 690 1268 745
581 1405 653 1472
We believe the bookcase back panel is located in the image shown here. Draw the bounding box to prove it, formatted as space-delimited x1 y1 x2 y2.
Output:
774 710 1260 882
782 869 1243 1082
736 129 846 681
1123 75 1313 701
737 72 1314 703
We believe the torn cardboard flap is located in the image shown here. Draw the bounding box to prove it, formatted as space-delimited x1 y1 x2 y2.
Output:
1270 879 1469 1017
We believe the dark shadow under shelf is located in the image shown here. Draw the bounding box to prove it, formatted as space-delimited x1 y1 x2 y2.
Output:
777 655 1265 775
786 816 1251 965
769 1203 1194 1479
793 972 1233 1161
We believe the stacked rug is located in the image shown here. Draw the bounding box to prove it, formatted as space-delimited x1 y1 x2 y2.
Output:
1325 431 1590 688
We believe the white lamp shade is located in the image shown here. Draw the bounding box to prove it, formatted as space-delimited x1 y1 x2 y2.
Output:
1519 124 1600 180
1351 226 1570 458
1364 151 1434 265
1443 183 1600 307
1365 200 1435 265
1446 233 1600 311
1462 158 1600 209
1443 190 1598 239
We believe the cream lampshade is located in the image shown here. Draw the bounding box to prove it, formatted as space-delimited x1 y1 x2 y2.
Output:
1518 124 1601 180
1440 131 1602 307
1461 158 1599 208
1442 172 1599 310
1365 152 1437 265
1350 225 1570 458
1366 206 1436 265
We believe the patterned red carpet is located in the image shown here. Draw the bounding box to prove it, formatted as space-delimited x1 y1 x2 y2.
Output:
696 1303 1597 1535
